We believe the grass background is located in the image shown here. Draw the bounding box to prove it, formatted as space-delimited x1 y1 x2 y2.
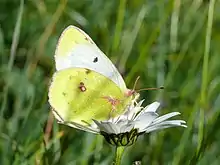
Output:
0 0 220 164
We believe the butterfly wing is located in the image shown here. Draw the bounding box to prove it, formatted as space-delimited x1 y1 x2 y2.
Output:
49 68 132 126
55 25 127 91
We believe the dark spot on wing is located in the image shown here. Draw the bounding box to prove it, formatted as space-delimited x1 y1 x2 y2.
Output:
85 69 91 74
81 120 90 126
85 37 93 44
62 92 67 96
93 57 98 63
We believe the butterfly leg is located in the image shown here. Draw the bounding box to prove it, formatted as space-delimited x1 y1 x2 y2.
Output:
102 96 121 118
102 96 120 109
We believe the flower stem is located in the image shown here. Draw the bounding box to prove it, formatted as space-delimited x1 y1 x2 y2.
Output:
114 146 125 165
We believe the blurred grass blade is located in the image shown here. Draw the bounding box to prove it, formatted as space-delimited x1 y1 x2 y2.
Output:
170 0 181 52
27 0 67 77
126 1 173 84
112 0 127 53
165 8 207 86
197 0 215 158
171 101 199 165
1 0 24 122
119 5 148 70
8 0 24 70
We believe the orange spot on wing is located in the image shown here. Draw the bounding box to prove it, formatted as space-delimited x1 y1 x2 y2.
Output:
79 82 86 92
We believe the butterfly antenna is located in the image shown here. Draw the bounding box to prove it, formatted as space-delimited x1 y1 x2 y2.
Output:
136 86 164 92
133 76 140 91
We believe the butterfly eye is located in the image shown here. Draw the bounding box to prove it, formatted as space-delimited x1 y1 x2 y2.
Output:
93 57 98 63
125 89 136 97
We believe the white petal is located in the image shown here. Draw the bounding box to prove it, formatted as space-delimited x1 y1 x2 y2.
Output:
93 120 120 134
161 120 186 125
133 112 158 131
119 122 135 133
152 112 181 124
129 104 144 120
144 102 160 112
136 99 145 107
114 114 128 123
144 125 178 133
144 122 186 133
135 102 160 119
143 120 187 133
119 100 144 121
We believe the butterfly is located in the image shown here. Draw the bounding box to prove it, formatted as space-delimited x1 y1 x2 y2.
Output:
48 25 138 127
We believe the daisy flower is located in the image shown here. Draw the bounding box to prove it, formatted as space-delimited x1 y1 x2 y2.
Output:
53 98 187 147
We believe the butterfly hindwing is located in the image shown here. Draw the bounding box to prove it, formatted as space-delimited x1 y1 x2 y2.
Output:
49 68 132 126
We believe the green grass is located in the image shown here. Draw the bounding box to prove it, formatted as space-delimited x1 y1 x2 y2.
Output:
1 0 220 164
